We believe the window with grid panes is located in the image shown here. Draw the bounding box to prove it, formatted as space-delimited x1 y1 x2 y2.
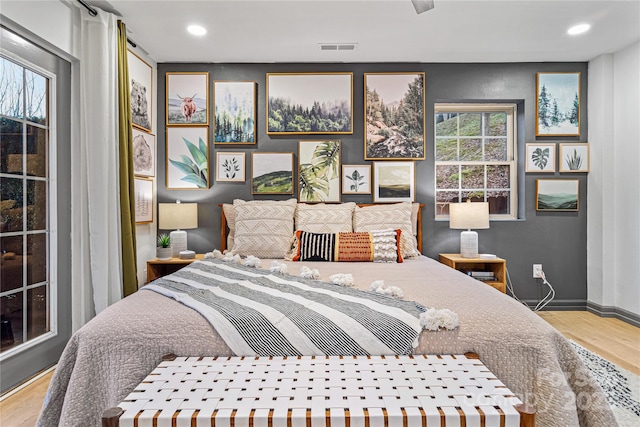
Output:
435 104 517 219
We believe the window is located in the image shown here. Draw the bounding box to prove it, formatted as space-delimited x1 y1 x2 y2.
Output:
434 103 518 220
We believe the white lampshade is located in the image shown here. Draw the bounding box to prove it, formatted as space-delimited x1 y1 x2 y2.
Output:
159 202 198 257
449 201 489 258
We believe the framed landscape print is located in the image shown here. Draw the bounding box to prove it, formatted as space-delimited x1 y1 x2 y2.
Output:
132 128 155 177
525 143 556 172
216 152 246 182
251 152 294 195
127 49 152 132
214 81 256 144
134 177 153 223
342 165 371 195
373 161 415 203
536 179 579 211
536 72 580 136
166 127 209 189
266 73 353 135
298 140 341 203
559 143 589 172
166 72 209 125
365 72 425 160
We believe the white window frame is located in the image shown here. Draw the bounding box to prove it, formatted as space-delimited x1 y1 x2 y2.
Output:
434 103 518 220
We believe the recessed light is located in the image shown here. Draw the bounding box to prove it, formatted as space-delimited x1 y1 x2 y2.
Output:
187 25 207 36
567 24 591 35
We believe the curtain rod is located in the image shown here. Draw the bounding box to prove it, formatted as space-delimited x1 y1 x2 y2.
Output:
76 0 137 48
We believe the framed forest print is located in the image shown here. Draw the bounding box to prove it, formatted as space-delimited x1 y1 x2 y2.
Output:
128 49 153 132
214 81 256 144
342 165 371 195
373 161 416 203
132 128 155 177
365 72 425 160
298 140 341 203
526 143 556 173
166 127 209 189
536 179 579 211
134 177 153 223
216 152 246 182
251 152 294 195
536 72 580 136
266 73 353 135
166 72 209 125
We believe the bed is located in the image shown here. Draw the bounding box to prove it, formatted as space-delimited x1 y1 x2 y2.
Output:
37 201 615 426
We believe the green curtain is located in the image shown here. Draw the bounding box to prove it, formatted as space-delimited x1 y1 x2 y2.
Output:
117 20 138 296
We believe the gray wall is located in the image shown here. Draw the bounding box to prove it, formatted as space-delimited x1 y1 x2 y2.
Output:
157 62 589 308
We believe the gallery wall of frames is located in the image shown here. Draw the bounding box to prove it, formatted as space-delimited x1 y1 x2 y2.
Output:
155 61 589 305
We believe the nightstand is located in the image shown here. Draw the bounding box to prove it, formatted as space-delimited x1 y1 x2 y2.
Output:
438 253 506 293
146 254 205 283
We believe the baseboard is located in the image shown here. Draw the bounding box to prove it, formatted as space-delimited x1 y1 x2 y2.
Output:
523 299 587 311
586 302 640 327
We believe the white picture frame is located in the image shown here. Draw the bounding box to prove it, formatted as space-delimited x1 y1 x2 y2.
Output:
373 161 416 203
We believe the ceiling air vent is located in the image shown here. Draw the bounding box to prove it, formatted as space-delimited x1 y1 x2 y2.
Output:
319 43 358 51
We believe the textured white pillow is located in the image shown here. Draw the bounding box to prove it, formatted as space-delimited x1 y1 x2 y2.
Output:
353 202 420 258
222 203 235 250
232 199 297 258
296 202 355 233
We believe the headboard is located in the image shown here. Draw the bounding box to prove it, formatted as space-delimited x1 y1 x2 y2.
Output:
220 203 425 254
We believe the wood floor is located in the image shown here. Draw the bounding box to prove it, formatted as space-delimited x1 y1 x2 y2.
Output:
1 311 639 426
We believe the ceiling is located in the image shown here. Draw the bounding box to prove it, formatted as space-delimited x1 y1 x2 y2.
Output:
90 0 640 63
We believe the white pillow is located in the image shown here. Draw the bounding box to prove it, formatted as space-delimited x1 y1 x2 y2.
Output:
353 202 420 258
232 199 297 258
295 202 355 233
222 203 235 250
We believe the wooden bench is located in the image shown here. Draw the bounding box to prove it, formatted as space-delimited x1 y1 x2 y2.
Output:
103 352 535 427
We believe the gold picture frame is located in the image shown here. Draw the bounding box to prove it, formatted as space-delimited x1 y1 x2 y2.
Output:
166 72 209 126
536 72 580 136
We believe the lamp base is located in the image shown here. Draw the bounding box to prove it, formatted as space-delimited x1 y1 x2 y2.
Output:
170 230 188 257
460 230 479 258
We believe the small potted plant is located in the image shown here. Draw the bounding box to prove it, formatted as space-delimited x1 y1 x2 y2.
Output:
156 234 172 260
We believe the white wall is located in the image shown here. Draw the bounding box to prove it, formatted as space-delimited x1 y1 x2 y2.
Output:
588 40 640 317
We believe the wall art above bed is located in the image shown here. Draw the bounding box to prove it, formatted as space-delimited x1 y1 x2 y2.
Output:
166 126 209 189
299 140 341 203
166 72 209 126
214 81 256 144
251 152 294 195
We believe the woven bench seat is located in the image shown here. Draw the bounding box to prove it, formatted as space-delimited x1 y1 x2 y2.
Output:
102 353 535 427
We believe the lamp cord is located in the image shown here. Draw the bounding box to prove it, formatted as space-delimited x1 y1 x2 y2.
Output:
506 268 555 311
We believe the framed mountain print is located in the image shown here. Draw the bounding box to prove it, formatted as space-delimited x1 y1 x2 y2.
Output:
373 161 416 203
536 179 579 211
251 152 294 195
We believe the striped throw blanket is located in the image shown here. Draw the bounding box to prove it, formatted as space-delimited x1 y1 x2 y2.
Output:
144 259 425 356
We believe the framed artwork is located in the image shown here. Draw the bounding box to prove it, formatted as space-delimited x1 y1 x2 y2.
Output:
216 152 246 182
214 81 257 144
364 72 426 160
134 177 153 223
373 161 416 203
132 128 155 177
166 127 209 189
298 140 341 203
536 179 579 211
251 152 294 195
525 143 556 173
166 72 209 125
127 49 152 132
266 73 353 135
559 143 590 172
536 72 580 136
342 165 371 195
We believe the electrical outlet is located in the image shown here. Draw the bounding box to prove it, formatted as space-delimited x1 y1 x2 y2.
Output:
533 264 543 278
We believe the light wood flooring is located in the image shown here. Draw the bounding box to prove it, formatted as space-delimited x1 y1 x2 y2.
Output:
1 311 639 426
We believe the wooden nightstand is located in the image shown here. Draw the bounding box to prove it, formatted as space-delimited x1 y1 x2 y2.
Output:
438 253 506 293
146 254 205 283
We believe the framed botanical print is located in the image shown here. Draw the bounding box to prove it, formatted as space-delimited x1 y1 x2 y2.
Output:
166 72 209 125
373 161 416 203
216 152 246 182
132 128 155 177
127 49 152 132
342 165 371 194
266 73 353 135
134 177 153 223
536 72 580 136
251 152 294 195
526 143 556 173
536 179 579 211
298 140 341 203
364 72 425 160
559 143 589 172
214 81 257 144
166 127 209 189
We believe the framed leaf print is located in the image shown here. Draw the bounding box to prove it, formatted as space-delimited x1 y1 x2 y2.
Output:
128 49 153 132
298 140 341 203
166 72 209 125
373 161 416 203
342 165 371 194
166 127 209 189
536 72 580 136
251 152 294 195
132 128 156 177
559 143 589 172
214 81 256 144
216 152 246 182
526 143 556 172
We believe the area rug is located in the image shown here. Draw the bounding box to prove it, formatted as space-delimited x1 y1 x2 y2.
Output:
571 341 640 427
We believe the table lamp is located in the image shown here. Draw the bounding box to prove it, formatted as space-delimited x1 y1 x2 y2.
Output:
449 200 489 258
159 201 198 257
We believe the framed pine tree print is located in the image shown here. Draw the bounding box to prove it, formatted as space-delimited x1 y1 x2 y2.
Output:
536 72 580 136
